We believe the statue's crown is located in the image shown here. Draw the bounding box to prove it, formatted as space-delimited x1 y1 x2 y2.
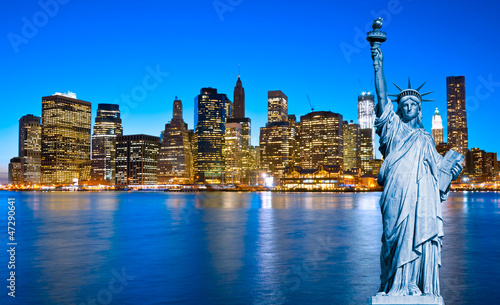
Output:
389 78 434 102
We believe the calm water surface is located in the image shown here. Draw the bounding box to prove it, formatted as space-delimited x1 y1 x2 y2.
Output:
0 191 499 305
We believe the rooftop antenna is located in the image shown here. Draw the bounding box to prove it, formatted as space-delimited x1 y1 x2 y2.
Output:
238 64 241 78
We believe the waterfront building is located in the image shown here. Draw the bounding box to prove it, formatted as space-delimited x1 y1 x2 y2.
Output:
8 157 22 185
260 90 294 179
447 76 468 157
224 122 243 184
281 165 342 190
227 117 252 184
195 88 228 183
360 128 374 175
343 120 361 171
41 92 91 185
299 111 343 169
158 98 193 184
358 92 376 158
91 104 123 185
466 149 498 181
116 134 161 185
431 107 444 146
19 114 41 185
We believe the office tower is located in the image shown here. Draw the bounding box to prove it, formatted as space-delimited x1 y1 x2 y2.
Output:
19 114 41 185
224 122 242 184
466 148 485 179
233 75 245 118
157 98 193 184
343 121 361 171
8 157 22 185
260 121 291 177
358 92 376 158
188 129 196 180
268 90 288 123
360 128 374 175
299 111 343 169
41 92 91 185
228 117 251 183
260 90 294 179
91 104 123 184
195 88 228 183
447 76 468 157
484 152 498 178
431 108 444 146
116 134 161 185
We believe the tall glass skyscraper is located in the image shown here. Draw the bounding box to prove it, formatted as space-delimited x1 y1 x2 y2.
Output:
41 92 91 185
91 104 123 184
195 88 228 183
116 135 160 185
447 76 468 157
343 121 361 171
358 92 376 159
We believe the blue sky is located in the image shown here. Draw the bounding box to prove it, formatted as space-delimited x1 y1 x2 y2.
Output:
1 0 500 177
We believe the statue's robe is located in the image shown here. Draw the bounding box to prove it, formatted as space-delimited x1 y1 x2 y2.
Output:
375 103 446 296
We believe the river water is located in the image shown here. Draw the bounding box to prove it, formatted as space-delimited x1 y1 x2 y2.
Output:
0 191 499 304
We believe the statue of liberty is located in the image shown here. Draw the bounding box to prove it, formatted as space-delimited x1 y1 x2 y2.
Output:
367 18 463 299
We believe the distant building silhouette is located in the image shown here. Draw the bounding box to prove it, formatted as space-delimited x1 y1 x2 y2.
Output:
233 75 245 119
91 104 123 185
41 93 91 185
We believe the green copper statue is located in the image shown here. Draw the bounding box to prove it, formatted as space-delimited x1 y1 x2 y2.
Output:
367 18 463 303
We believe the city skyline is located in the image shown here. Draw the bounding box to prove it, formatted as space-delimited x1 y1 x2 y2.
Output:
2 0 500 178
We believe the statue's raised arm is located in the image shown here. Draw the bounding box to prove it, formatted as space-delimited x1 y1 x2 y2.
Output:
367 18 389 117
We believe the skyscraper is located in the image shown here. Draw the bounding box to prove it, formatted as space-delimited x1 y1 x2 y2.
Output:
358 92 376 158
91 104 123 184
260 90 292 179
41 92 91 185
224 122 242 184
8 157 22 185
233 75 245 119
343 121 361 171
157 98 193 184
447 76 468 157
431 107 444 146
116 134 161 185
268 90 288 123
360 128 374 175
195 88 228 183
299 111 343 169
19 114 41 185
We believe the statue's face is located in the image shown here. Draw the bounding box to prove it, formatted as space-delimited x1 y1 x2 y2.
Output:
400 96 420 122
